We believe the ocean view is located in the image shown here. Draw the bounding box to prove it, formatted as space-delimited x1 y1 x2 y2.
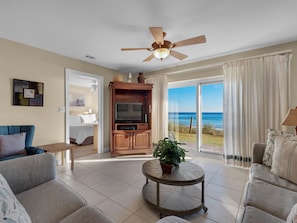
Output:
168 112 223 130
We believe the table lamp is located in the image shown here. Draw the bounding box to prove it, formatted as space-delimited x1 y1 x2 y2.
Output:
282 107 297 134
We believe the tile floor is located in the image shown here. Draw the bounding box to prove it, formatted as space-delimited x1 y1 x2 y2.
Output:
56 150 249 223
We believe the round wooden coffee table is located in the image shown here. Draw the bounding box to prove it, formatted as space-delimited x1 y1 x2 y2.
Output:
142 159 207 217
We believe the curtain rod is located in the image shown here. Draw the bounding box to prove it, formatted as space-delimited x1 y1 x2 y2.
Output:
223 49 292 65
149 62 223 77
150 49 292 77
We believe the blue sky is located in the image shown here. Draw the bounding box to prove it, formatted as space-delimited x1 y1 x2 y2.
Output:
168 83 223 112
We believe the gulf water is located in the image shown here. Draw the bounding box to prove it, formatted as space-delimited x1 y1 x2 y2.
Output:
168 112 223 130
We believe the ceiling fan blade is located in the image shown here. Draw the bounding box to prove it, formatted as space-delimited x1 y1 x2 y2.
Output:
170 50 188 60
149 27 164 45
173 35 206 48
143 54 155 62
121 48 151 51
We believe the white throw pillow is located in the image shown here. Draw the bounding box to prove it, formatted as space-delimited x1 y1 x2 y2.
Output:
271 136 297 184
262 129 292 167
0 132 26 158
287 203 297 223
0 174 32 222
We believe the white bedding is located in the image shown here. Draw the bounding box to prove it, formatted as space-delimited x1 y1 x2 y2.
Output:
70 124 94 144
69 114 97 145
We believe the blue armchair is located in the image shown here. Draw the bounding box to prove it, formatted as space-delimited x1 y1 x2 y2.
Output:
0 125 44 161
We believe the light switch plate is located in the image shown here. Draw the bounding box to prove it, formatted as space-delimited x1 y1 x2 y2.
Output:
58 106 65 112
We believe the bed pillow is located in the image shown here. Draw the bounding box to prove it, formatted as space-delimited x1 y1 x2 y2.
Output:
69 115 82 125
80 114 97 124
0 173 32 222
0 132 26 158
271 136 297 185
287 203 297 223
262 129 292 167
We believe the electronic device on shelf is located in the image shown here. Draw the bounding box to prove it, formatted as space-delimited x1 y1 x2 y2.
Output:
115 102 143 123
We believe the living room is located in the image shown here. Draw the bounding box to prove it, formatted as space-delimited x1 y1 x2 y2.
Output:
1 1 297 223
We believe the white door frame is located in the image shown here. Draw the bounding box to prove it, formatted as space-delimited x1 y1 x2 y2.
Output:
65 68 104 154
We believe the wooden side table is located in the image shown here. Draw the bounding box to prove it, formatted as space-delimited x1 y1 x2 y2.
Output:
39 143 77 170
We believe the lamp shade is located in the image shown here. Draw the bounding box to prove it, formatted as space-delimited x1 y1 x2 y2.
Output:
153 48 170 60
282 108 297 126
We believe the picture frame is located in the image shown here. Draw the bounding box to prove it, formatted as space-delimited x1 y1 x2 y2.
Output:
69 94 85 107
13 79 44 106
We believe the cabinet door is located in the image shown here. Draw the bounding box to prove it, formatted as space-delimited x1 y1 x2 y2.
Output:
133 131 151 150
113 132 132 150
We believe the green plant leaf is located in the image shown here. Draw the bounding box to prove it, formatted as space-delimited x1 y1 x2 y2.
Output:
153 137 188 165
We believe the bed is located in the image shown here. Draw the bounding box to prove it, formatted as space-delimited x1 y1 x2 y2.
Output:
69 114 97 146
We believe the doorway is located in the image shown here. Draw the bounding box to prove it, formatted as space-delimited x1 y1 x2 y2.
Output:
65 69 104 155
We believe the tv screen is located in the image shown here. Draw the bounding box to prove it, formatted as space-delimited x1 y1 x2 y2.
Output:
115 102 143 122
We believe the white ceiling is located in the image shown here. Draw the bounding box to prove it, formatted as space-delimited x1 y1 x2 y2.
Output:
1 0 297 74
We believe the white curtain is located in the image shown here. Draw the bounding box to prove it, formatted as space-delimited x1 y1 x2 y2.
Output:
146 75 168 143
223 54 291 167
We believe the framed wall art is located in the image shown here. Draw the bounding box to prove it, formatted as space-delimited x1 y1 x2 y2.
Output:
69 94 85 107
13 79 44 106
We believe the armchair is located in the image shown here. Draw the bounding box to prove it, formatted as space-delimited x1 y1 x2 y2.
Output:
0 125 44 161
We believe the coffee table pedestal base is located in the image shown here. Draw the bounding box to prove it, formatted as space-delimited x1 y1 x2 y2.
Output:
142 181 208 217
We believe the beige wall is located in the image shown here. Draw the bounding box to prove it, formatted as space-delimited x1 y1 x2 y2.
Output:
1 37 296 149
148 41 297 108
0 38 115 147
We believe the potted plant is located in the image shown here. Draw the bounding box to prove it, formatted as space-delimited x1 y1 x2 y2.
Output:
153 137 188 173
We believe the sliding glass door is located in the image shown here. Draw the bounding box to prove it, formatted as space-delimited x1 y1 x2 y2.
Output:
168 77 224 154
168 85 197 150
198 81 224 154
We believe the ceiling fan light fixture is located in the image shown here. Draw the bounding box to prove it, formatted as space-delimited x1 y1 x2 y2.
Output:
153 48 170 60
90 80 98 93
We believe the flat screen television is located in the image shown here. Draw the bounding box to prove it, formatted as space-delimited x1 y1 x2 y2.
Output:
115 102 143 123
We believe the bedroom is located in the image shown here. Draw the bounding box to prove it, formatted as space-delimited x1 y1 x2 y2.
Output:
68 75 99 153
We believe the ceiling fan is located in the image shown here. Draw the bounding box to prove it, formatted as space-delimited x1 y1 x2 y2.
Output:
121 27 206 62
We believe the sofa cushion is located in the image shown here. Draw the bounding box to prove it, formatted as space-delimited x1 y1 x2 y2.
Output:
0 174 31 223
60 206 116 223
241 206 285 223
0 132 26 158
262 129 292 167
16 180 86 223
271 136 297 185
244 180 297 220
250 163 297 192
0 153 56 194
287 203 297 223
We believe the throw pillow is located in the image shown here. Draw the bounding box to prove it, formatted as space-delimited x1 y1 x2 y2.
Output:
271 136 297 185
0 132 26 158
287 203 297 223
0 174 32 222
262 129 292 167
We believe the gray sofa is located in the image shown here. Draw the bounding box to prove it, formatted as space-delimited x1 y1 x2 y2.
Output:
0 153 115 223
241 143 297 223
0 152 190 223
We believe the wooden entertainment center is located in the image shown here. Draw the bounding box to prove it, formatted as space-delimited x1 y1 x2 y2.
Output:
109 81 153 156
